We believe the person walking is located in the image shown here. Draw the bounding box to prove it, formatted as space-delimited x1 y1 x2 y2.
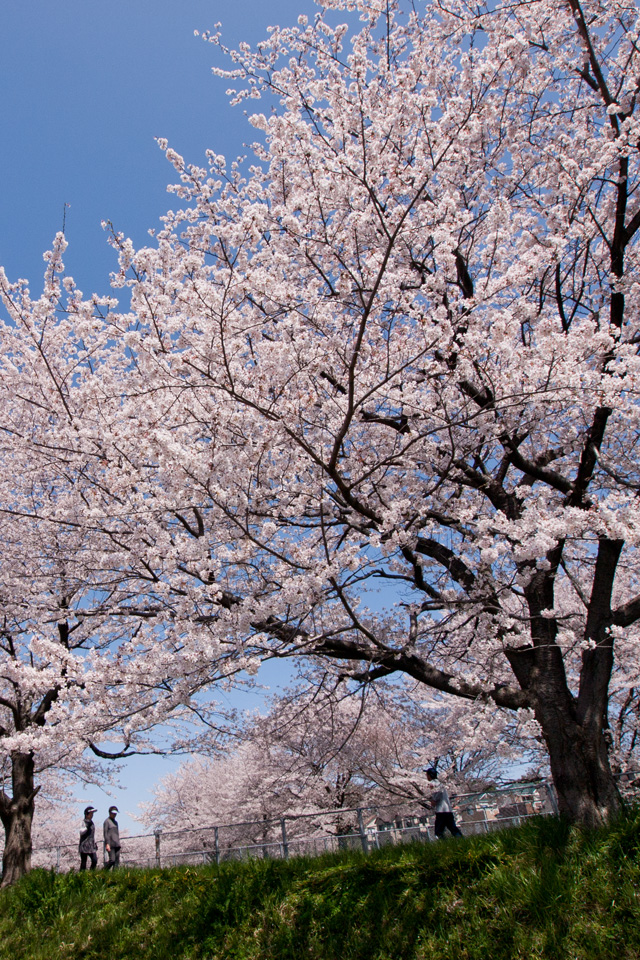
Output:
78 806 98 870
426 768 463 839
103 805 121 869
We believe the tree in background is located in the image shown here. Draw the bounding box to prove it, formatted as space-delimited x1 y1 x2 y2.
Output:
94 0 640 827
141 672 541 844
0 243 240 885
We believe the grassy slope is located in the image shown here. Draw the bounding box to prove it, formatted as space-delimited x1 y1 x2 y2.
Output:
1 813 639 960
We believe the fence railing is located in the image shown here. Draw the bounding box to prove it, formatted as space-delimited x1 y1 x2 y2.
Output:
26 778 560 873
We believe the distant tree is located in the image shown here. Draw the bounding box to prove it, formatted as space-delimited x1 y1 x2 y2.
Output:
141 672 540 842
96 0 640 827
141 692 389 842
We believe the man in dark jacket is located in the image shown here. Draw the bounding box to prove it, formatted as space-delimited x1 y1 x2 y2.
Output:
103 805 121 869
79 806 98 870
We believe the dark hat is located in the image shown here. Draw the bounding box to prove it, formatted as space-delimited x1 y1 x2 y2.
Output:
84 806 97 816
108 805 119 814
425 767 438 778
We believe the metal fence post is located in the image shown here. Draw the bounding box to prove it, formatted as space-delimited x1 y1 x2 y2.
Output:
28 776 567 875
280 818 289 860
154 827 162 868
357 808 369 854
545 780 560 817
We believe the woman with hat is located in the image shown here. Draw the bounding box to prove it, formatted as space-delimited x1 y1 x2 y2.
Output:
78 806 98 870
103 805 121 869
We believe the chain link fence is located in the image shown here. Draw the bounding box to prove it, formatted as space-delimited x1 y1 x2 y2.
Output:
28 779 559 873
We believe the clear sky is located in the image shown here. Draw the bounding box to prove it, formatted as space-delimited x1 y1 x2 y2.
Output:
1 0 316 838
0 0 316 295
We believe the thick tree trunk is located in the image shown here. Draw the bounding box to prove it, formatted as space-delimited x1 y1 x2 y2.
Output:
507 635 622 828
535 698 621 828
0 753 37 887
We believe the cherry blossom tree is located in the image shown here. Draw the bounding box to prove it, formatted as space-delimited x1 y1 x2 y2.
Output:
141 675 523 839
141 686 386 843
95 0 640 828
1 772 85 871
0 244 242 885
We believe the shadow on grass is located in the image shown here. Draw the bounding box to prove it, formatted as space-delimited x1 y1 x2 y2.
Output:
2 810 639 960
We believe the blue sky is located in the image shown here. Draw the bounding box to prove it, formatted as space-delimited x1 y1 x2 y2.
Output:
0 0 316 296
1 0 317 837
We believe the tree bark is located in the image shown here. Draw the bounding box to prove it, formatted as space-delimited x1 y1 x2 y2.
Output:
507 642 621 827
537 700 621 827
0 753 38 887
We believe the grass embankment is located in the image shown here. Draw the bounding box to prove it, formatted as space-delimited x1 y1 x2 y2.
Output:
1 813 639 960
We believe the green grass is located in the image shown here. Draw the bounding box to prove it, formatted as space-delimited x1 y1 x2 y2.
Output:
1 811 640 959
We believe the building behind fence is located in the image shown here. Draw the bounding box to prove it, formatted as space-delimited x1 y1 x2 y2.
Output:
27 779 559 873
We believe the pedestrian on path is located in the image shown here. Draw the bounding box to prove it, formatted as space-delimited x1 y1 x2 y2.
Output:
103 805 121 869
78 806 98 870
426 768 463 839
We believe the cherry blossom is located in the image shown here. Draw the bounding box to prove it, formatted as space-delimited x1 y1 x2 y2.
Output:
98 0 640 827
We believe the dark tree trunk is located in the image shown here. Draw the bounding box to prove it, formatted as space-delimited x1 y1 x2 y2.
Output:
508 639 622 827
501 552 623 828
0 753 38 887
536 698 621 828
